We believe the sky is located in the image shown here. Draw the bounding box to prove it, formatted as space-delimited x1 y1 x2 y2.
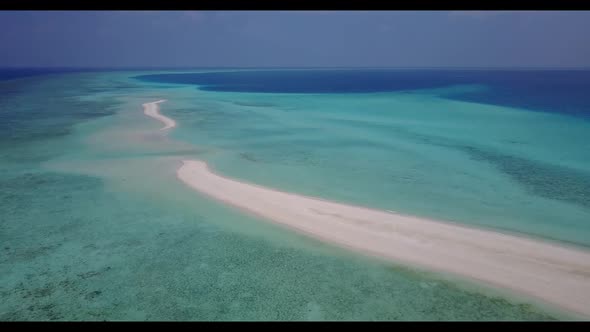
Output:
1 10 590 68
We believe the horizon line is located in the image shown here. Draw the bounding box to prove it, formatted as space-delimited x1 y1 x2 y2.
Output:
2 66 590 70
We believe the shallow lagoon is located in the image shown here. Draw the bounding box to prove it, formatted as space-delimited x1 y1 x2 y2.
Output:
3 69 589 320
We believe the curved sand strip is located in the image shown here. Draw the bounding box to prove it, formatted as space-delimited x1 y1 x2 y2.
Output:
140 99 590 317
177 159 590 318
143 99 176 130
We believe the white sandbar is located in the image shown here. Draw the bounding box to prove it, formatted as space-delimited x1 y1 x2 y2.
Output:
143 99 175 130
141 99 590 318
177 159 590 318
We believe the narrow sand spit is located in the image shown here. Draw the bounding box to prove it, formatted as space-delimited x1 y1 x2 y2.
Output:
142 100 590 318
177 160 590 317
143 99 175 130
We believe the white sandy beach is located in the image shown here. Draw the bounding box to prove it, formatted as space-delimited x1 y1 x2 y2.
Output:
144 100 590 318
143 99 176 130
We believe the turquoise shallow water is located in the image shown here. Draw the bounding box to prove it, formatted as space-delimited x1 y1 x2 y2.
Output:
1 70 589 320
164 84 590 248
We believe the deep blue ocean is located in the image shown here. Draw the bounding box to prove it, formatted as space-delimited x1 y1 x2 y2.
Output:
0 68 86 81
136 69 590 117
